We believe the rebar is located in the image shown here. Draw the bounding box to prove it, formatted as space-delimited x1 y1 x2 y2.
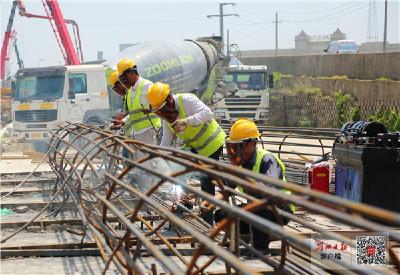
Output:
31 122 399 274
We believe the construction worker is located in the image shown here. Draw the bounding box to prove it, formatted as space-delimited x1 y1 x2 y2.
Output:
116 59 161 144
109 71 136 165
110 71 127 98
146 82 226 224
109 71 128 130
211 118 295 256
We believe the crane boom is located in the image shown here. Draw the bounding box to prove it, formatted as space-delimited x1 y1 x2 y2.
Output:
0 0 18 81
44 0 80 65
1 0 82 85
18 0 83 64
13 38 24 69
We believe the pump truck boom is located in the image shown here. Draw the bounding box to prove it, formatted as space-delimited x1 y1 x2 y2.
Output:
1 0 82 86
10 38 220 146
0 0 19 83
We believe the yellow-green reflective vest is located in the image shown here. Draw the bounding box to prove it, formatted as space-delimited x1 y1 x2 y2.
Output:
125 81 161 135
239 148 296 212
169 94 226 157
122 89 131 137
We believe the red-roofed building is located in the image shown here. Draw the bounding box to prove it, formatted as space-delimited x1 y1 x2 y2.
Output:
331 28 346 41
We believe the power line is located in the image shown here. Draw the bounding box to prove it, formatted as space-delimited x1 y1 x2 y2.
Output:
230 15 274 26
227 2 367 26
224 18 274 33
277 1 362 15
309 2 369 23
227 2 366 27
278 23 295 33
284 2 365 23
284 2 368 23
207 3 239 53
221 26 270 46
235 1 362 18
234 5 276 16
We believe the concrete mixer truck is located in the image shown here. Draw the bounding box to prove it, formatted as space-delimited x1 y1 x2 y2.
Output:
10 38 221 146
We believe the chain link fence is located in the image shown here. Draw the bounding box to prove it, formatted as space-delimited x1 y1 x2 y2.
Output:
269 92 400 128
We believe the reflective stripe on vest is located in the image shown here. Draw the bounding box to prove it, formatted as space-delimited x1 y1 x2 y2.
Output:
169 94 226 157
252 149 296 212
126 80 161 132
252 149 286 181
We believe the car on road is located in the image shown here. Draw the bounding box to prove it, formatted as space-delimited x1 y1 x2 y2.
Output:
324 40 358 54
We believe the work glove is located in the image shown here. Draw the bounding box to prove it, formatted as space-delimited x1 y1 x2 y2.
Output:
111 119 125 126
113 112 127 121
172 119 188 133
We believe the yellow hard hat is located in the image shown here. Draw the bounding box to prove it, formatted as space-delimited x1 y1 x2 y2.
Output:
227 118 260 142
117 58 136 74
109 71 119 85
147 82 170 110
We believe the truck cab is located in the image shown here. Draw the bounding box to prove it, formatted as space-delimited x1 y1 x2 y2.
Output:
213 64 270 124
11 65 113 143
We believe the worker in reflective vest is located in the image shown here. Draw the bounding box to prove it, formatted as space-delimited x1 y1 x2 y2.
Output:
109 71 129 133
213 118 295 255
147 82 226 224
109 71 135 164
116 59 161 144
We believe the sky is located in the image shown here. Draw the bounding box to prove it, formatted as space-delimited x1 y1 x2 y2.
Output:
1 0 399 73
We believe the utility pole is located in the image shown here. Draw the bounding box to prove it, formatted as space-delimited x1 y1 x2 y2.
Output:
383 0 388 52
227 29 230 59
207 3 239 53
273 12 282 56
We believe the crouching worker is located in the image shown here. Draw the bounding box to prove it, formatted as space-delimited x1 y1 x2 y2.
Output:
213 118 296 256
146 82 226 224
